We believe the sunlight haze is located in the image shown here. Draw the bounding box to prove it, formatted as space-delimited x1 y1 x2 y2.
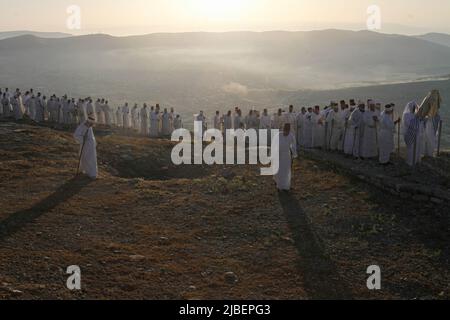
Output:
2 0 450 35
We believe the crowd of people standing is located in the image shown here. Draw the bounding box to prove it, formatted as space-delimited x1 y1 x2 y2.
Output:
1 87 442 169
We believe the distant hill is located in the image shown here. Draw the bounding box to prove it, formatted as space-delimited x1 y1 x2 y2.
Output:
0 31 72 40
417 33 450 47
1 30 450 112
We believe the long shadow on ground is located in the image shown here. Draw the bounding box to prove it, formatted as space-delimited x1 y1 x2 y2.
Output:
278 192 353 300
0 176 92 241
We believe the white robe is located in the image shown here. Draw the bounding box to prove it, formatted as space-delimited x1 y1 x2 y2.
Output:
343 109 356 155
162 112 172 136
214 115 222 130
378 112 395 164
140 108 149 135
131 108 140 130
312 112 325 148
150 112 160 137
326 109 343 151
122 106 131 129
74 123 98 179
361 111 378 158
1 97 11 116
12 97 24 120
274 133 297 191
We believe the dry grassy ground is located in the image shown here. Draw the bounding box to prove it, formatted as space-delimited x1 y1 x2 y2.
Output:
0 121 448 300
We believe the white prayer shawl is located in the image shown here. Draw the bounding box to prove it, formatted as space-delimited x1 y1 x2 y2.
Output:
378 112 395 164
403 112 425 166
337 109 350 151
150 111 160 137
74 123 98 179
312 112 325 148
161 112 172 136
302 112 313 148
361 110 378 158
140 108 149 135
274 133 297 191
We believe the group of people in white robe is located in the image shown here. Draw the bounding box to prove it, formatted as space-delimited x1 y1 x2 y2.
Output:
2 87 443 186
117 103 183 138
0 88 184 138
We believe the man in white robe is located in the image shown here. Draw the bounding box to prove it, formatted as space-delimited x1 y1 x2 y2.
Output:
140 104 150 136
161 108 172 136
214 111 222 130
150 107 160 138
11 94 25 120
343 100 356 155
1 93 11 118
272 109 284 131
379 105 400 165
402 101 424 166
349 103 365 159
325 102 343 151
74 116 98 179
233 110 243 130
173 114 183 130
115 106 122 128
312 106 325 149
284 105 297 137
223 111 233 133
274 123 298 192
122 103 131 130
131 104 140 131
103 100 112 126
361 102 379 159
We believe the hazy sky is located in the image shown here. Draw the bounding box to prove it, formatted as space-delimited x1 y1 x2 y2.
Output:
2 0 450 35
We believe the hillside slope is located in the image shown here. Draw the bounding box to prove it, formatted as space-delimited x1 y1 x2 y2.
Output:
0 121 448 299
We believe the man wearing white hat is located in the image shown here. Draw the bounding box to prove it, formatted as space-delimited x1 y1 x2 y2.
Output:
74 114 98 179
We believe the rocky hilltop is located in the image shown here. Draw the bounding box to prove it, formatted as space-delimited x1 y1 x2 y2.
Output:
0 120 448 299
